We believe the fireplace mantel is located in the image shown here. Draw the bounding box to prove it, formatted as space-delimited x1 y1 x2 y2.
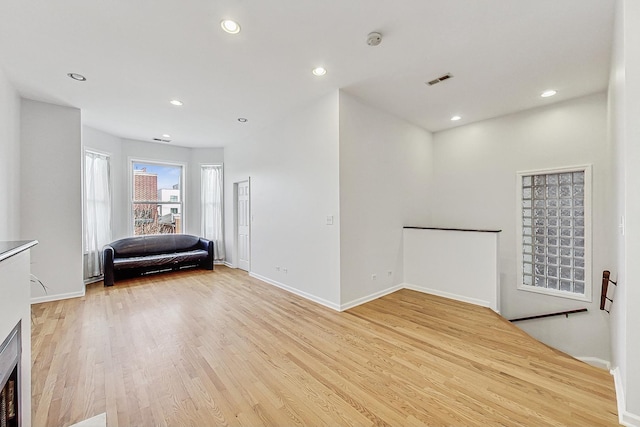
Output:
0 240 37 427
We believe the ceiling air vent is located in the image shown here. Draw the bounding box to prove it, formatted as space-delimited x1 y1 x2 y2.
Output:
153 137 171 143
426 73 453 86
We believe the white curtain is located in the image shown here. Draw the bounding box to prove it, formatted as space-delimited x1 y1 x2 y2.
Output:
201 165 225 260
84 151 112 281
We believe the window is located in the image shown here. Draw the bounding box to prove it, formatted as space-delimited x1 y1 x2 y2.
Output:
131 161 184 235
201 165 225 260
516 166 592 301
84 151 112 281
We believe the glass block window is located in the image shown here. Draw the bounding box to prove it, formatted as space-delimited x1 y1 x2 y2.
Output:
517 166 591 301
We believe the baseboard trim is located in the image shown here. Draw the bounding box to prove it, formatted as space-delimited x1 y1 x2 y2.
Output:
576 357 611 370
249 272 341 311
222 261 235 268
246 276 497 314
31 289 85 305
69 412 106 427
402 282 496 312
612 367 640 427
623 411 640 427
340 285 404 311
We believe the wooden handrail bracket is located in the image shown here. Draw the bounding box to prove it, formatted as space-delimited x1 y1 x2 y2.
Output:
601 270 617 313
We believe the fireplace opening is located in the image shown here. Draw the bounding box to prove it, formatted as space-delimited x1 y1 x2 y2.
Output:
1 367 17 427
0 323 20 427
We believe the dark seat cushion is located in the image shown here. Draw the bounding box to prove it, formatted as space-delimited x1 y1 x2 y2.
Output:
113 249 209 269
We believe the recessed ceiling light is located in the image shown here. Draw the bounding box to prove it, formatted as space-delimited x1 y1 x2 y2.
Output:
237 118 248 123
541 90 557 98
312 67 327 76
451 115 462 121
170 99 183 106
221 19 241 34
67 73 86 82
162 134 171 138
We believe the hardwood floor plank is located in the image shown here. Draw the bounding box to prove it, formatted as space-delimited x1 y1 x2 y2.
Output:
31 267 619 426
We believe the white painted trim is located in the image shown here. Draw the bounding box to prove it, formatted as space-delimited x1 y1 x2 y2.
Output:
623 411 640 427
612 367 640 427
339 284 404 311
200 163 225 249
31 290 85 304
69 412 106 427
233 178 251 272
403 282 498 313
222 261 235 268
127 157 188 236
515 164 593 303
576 357 611 370
249 272 341 311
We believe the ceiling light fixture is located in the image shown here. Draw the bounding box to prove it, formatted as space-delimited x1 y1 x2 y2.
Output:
541 90 557 98
162 134 171 138
451 115 462 121
312 67 327 76
170 99 183 106
67 73 86 82
237 118 248 123
221 19 241 34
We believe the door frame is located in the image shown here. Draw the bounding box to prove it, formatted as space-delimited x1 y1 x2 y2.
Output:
233 178 251 271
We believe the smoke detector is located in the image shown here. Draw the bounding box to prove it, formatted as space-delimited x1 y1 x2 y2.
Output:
366 32 382 46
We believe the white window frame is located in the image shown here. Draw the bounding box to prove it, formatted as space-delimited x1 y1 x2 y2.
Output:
83 149 113 282
128 158 187 236
515 165 592 302
201 164 225 260
83 148 113 254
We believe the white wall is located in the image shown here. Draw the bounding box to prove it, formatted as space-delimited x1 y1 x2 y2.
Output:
403 228 500 312
21 99 83 302
431 93 612 362
609 0 640 423
0 67 21 240
338 92 433 308
224 92 341 308
83 127 224 240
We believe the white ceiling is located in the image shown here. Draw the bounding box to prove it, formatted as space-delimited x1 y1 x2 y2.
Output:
0 0 615 148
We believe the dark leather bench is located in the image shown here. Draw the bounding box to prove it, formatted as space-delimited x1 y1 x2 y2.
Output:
103 234 213 286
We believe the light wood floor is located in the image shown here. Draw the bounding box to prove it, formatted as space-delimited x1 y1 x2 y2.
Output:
31 266 619 426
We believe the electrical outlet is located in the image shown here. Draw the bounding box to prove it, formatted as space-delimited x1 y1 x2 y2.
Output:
387 270 392 277
283 268 288 274
276 266 280 271
371 274 377 281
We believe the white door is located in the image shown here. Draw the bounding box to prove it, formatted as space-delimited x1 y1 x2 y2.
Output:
237 180 250 271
